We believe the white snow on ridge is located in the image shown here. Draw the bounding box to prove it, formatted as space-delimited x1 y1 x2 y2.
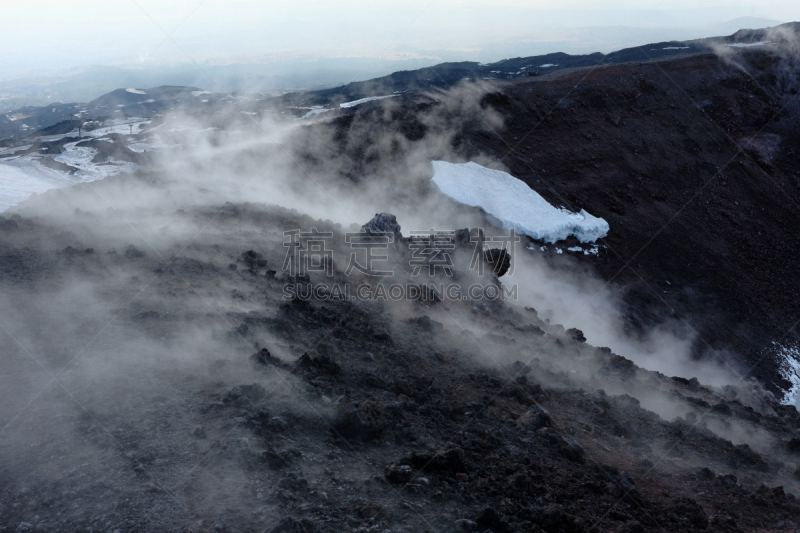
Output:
663 46 689 50
539 63 558 68
430 161 609 244
728 41 771 48
339 95 396 108
126 88 147 94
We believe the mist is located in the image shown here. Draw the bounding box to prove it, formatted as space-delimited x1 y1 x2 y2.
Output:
3 33 800 528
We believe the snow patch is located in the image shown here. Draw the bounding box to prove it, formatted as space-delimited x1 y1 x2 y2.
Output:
0 145 32 157
53 142 136 180
663 46 689 50
728 41 771 48
539 64 558 68
430 161 609 243
300 108 332 119
192 90 211 97
774 343 800 406
0 160 73 211
0 141 138 212
125 88 147 94
339 95 396 108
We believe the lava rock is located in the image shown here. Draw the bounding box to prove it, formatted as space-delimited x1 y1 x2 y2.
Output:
292 352 341 376
385 464 413 484
476 507 510 532
560 436 585 463
786 437 800 455
565 328 586 343
252 348 286 368
517 405 552 430
671 497 708 529
224 383 267 407
411 315 443 332
401 447 468 474
484 248 511 277
124 245 146 258
332 401 386 442
0 218 19 231
270 517 315 532
362 213 403 244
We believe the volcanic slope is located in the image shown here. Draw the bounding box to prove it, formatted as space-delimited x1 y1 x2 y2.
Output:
291 39 800 397
2 200 800 532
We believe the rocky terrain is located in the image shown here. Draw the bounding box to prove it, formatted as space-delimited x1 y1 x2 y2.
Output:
1 21 800 533
288 29 800 395
2 202 800 532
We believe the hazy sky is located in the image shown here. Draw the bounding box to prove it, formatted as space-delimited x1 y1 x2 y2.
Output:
3 0 799 74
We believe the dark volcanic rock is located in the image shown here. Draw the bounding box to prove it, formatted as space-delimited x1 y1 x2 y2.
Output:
384 464 413 484
671 497 709 529
332 401 386 442
484 248 511 277
517 405 552 430
362 213 403 242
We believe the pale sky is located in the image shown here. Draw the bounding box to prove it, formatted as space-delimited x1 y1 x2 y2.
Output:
2 0 799 74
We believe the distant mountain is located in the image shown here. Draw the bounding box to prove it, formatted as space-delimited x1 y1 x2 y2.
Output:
83 86 209 115
710 16 786 36
2 22 798 142
281 22 799 108
0 86 218 141
0 58 441 113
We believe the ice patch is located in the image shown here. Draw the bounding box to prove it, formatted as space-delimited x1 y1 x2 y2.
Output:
339 95 396 108
125 88 147 94
431 161 609 243
728 41 771 48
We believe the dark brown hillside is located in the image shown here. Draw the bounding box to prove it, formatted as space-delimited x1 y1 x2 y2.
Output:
305 48 800 394
485 51 800 393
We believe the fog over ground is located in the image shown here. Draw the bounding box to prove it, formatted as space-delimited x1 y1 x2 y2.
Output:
2 0 799 109
3 7 800 532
